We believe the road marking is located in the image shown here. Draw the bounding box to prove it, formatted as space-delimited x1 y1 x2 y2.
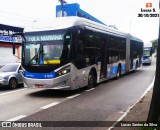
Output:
7 115 27 121
0 88 27 96
108 77 155 130
118 111 125 114
66 94 80 99
41 102 60 109
142 67 150 70
85 88 95 92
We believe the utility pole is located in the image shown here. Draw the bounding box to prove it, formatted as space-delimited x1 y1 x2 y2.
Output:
147 17 160 121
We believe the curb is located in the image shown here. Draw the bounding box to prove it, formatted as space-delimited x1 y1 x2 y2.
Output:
108 77 155 130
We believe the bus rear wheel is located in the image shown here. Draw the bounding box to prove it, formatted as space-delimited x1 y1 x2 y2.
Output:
116 66 121 79
134 61 138 71
87 71 95 89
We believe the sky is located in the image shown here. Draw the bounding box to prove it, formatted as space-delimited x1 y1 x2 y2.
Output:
0 0 159 43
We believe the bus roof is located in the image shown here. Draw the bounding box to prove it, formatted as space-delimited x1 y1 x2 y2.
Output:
25 16 142 42
144 42 152 48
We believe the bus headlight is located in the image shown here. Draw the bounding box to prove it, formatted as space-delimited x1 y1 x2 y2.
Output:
56 66 70 77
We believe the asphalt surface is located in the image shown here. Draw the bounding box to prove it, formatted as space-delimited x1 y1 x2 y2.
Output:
0 58 156 130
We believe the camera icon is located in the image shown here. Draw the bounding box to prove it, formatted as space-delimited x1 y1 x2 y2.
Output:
146 3 152 8
2 122 11 127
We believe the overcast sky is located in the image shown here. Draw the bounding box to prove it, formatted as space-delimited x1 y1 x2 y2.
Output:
0 0 159 43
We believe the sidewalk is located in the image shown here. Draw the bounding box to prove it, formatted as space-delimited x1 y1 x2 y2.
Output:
111 89 153 130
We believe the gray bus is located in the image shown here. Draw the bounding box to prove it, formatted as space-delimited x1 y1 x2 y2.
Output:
13 17 143 90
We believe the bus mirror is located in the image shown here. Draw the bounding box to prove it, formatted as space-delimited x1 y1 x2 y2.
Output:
13 43 15 55
12 32 25 55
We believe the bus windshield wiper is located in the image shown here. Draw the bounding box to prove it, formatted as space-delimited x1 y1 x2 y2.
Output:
27 54 39 65
27 46 40 65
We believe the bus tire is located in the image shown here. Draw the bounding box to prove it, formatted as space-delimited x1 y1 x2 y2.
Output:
135 61 138 71
116 66 121 79
87 70 95 89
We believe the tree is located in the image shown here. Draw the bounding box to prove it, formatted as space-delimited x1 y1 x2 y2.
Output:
147 20 160 121
151 39 158 50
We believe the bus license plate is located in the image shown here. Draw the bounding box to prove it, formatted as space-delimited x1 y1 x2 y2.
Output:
35 84 44 88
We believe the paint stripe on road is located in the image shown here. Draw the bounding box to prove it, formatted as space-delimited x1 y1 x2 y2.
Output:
66 94 80 99
0 88 27 96
108 77 155 130
7 115 27 121
85 88 95 92
142 67 150 70
41 102 60 109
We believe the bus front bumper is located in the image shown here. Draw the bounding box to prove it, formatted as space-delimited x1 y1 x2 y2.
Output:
23 74 71 90
142 59 151 64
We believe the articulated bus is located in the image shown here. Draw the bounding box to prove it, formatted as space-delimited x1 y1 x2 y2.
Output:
14 17 143 90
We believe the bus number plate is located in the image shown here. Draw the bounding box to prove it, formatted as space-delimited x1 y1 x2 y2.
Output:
35 84 44 88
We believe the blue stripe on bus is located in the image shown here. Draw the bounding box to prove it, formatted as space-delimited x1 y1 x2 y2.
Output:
109 64 126 77
121 64 126 73
24 71 56 79
110 66 118 76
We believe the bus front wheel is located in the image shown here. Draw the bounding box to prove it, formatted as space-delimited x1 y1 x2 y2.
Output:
87 71 95 89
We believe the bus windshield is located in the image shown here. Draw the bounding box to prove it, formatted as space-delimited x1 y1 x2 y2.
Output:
23 31 71 66
143 49 151 56
23 41 70 65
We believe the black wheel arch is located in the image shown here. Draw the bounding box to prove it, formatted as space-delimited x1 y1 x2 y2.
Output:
116 63 122 79
90 67 97 84
118 63 121 73
136 60 139 68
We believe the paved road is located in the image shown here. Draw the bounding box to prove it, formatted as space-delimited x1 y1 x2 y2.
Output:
0 58 156 129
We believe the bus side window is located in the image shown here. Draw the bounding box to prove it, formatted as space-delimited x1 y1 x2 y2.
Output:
60 41 70 65
75 40 85 69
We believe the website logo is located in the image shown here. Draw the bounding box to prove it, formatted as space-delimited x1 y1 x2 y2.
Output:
138 2 159 17
146 3 152 8
2 122 11 127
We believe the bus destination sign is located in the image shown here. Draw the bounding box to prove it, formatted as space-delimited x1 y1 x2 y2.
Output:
26 34 63 42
